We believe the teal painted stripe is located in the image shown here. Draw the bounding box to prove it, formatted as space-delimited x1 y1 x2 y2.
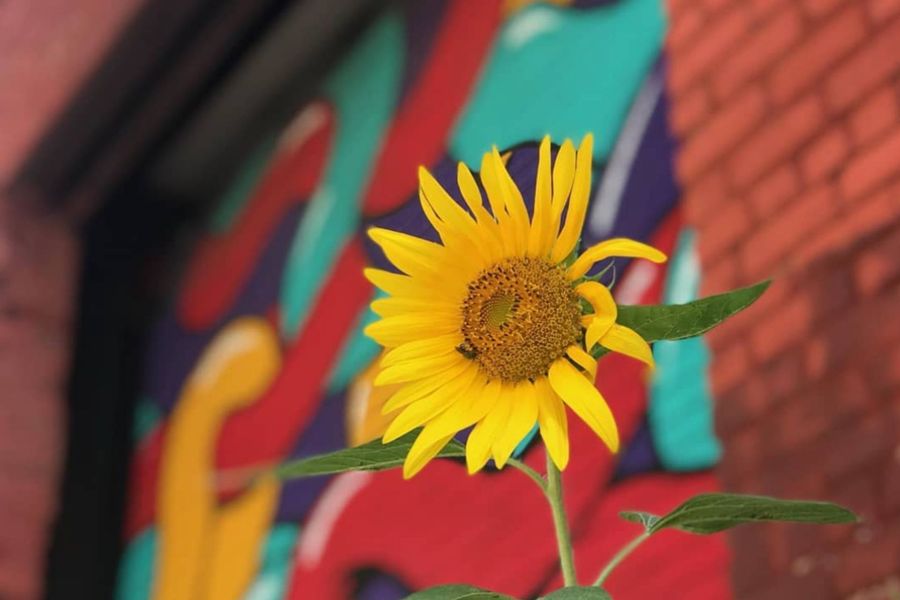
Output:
451 0 665 166
115 528 156 600
326 291 384 392
280 13 404 338
649 228 721 471
242 524 300 600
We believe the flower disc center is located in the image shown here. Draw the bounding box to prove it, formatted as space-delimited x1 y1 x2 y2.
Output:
460 257 581 382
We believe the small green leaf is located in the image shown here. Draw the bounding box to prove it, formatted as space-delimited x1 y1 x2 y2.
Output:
594 280 770 357
619 511 660 531
644 493 858 535
276 431 464 480
541 587 612 599
403 584 515 599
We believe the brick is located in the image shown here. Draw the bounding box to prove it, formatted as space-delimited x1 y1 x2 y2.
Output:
710 342 750 396
773 391 830 450
834 523 900 595
698 200 752 258
728 94 826 188
854 226 900 294
840 128 900 199
824 416 892 481
667 6 706 52
868 0 900 22
882 449 900 513
749 293 813 362
677 86 767 183
749 0 788 21
669 7 753 94
741 184 838 277
770 4 868 105
792 184 900 266
699 252 740 298
800 127 851 183
712 6 804 100
716 376 770 434
826 18 900 111
670 84 711 135
684 169 731 225
801 0 850 18
849 86 900 147
747 164 801 218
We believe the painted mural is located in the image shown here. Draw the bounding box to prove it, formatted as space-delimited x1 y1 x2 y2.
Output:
117 1 732 598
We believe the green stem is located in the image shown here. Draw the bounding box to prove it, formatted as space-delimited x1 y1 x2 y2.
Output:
593 531 650 587
545 452 577 586
507 458 547 494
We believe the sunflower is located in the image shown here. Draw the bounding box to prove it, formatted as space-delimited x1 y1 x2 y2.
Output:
364 135 667 478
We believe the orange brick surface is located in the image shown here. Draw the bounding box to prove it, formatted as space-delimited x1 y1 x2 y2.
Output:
666 0 900 597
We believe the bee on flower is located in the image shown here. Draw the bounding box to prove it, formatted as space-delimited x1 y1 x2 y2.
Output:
364 135 667 478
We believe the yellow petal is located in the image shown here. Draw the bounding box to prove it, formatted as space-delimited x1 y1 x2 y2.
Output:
536 379 569 470
370 297 459 319
528 136 552 257
364 268 440 301
481 150 525 254
568 238 668 281
551 134 594 264
465 382 509 474
418 167 479 236
402 429 456 479
548 358 618 453
404 377 495 460
599 324 655 368
575 281 617 349
381 334 462 367
492 147 530 251
491 381 538 468
367 227 446 280
456 163 505 261
374 351 465 386
550 139 575 228
565 344 597 380
383 365 479 442
364 314 458 348
381 361 470 414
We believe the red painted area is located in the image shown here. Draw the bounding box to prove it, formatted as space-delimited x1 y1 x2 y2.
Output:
124 426 163 538
361 0 502 215
177 102 334 331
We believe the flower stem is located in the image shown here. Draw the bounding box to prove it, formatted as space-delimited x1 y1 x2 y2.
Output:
507 458 547 494
593 531 650 587
545 452 577 587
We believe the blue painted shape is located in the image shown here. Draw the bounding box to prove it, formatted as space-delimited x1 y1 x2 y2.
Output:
280 14 404 338
242 524 300 600
115 528 156 600
326 292 384 392
648 229 721 471
451 0 665 167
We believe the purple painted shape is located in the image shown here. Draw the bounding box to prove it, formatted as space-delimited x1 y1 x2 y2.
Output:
274 388 348 522
585 63 679 248
143 204 305 412
611 419 661 481
355 572 410 600
398 0 449 104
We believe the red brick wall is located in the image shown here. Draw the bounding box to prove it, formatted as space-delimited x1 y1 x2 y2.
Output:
666 0 900 598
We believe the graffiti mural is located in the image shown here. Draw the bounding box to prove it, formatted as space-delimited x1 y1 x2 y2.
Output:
117 1 732 598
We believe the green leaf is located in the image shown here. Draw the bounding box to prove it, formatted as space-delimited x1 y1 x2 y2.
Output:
618 511 660 531
276 431 464 480
403 584 515 599
632 493 858 535
541 587 613 599
594 280 770 357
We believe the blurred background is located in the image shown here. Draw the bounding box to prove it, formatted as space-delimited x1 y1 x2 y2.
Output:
1 0 899 598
